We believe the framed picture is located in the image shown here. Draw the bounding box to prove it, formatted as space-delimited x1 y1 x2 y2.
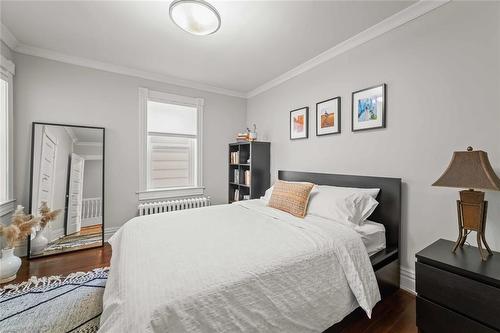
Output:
352 84 386 132
316 97 341 136
290 107 309 140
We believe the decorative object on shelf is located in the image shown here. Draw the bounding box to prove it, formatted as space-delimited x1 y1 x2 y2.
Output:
0 205 39 283
352 84 386 132
433 146 500 261
234 189 240 202
290 107 309 140
316 97 341 136
249 124 258 141
244 170 251 186
236 132 250 142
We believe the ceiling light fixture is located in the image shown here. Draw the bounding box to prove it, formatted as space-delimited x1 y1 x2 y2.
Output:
169 0 221 36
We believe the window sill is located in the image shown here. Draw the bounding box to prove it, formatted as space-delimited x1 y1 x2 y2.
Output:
137 187 205 201
0 199 16 217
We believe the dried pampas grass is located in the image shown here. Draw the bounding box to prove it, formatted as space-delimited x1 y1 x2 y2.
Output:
1 203 62 250
38 202 61 229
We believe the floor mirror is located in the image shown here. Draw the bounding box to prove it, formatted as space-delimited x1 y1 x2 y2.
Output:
28 122 105 258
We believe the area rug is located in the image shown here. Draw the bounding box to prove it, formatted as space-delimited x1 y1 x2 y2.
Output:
0 267 108 333
44 233 103 252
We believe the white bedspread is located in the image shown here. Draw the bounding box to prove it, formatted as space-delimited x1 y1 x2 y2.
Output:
99 200 380 333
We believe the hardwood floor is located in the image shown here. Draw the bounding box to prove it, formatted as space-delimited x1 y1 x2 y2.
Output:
4 244 111 285
1 245 417 333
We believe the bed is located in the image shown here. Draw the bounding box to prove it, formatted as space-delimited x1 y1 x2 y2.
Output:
99 171 401 333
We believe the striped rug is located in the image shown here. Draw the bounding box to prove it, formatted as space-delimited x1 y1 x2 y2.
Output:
0 267 108 333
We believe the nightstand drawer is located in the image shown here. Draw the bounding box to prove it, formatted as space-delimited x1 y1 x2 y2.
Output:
416 262 500 330
416 296 497 333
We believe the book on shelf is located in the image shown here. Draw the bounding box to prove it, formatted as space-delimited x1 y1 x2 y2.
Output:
236 132 250 142
234 189 240 201
243 195 250 200
234 169 239 184
230 151 240 164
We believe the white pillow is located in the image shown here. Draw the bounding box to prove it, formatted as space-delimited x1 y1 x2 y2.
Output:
307 185 379 226
260 186 274 204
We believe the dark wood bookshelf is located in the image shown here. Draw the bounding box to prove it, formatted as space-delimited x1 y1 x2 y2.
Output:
228 141 270 203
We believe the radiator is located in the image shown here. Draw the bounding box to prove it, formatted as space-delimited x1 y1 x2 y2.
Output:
138 196 211 216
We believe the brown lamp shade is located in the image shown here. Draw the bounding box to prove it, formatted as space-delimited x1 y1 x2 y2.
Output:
433 147 500 191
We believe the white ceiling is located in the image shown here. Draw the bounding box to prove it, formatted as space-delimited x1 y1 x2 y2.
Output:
69 127 103 143
1 1 416 95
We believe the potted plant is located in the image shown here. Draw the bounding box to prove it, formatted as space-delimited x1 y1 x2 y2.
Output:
0 205 39 283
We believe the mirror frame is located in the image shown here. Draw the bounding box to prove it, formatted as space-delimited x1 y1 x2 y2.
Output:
28 122 105 259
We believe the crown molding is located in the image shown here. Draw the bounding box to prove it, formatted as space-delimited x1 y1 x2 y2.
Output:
246 0 450 98
12 43 246 98
0 22 19 50
2 1 449 100
0 54 15 75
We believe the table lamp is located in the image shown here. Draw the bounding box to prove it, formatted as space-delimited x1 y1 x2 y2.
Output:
433 146 500 261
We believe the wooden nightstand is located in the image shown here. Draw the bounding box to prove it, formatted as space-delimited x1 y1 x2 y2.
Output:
415 239 500 333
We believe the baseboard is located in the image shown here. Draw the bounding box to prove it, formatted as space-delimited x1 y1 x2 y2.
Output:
400 266 416 294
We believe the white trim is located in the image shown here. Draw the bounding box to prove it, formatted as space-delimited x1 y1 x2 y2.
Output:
75 141 103 147
64 127 77 143
0 22 19 51
246 0 450 98
138 187 205 201
400 266 416 294
138 87 149 194
139 88 204 199
13 43 245 98
0 56 14 208
0 54 15 76
0 199 15 217
81 154 102 161
1 1 448 98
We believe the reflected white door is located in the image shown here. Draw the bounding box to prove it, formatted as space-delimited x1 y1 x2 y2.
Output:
66 153 85 235
36 128 57 211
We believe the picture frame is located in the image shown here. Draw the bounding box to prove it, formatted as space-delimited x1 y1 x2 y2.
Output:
352 83 386 132
289 107 309 140
316 97 341 136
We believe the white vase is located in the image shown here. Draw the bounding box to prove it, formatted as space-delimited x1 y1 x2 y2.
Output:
0 248 22 283
31 229 49 255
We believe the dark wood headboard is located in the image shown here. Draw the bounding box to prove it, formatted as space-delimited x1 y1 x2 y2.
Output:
278 170 401 268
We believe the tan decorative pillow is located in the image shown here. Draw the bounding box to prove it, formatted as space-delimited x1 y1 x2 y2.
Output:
268 180 315 218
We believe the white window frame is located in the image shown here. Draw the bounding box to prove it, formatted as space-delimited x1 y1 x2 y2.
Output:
0 54 15 216
138 88 204 201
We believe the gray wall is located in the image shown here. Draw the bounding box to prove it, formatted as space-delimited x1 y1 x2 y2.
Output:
13 53 247 234
246 2 500 272
82 160 102 199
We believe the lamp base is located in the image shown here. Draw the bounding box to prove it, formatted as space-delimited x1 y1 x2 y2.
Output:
452 190 492 261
